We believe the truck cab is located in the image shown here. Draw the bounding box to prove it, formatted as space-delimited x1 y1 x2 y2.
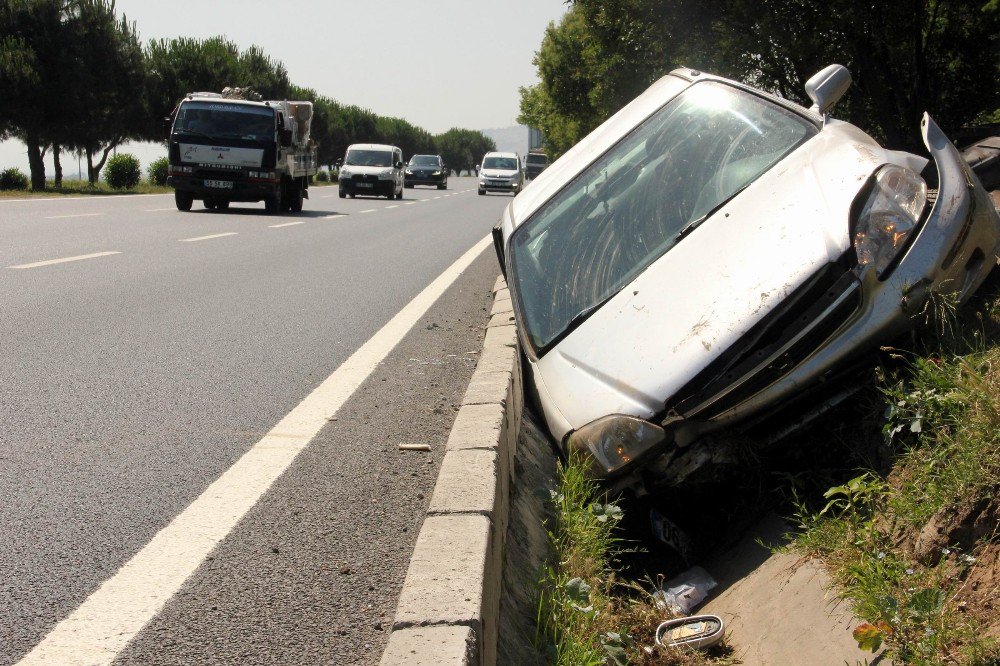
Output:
166 89 317 214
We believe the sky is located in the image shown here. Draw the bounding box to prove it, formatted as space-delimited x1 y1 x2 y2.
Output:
0 0 568 177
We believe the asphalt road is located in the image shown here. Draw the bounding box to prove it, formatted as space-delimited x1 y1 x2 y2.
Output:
0 178 512 664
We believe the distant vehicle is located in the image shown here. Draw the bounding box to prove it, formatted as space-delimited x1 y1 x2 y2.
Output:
478 151 523 196
524 152 549 180
339 144 404 199
166 87 318 214
405 154 448 190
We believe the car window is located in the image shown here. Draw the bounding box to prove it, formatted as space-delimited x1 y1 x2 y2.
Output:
483 157 518 170
345 149 393 167
509 81 817 355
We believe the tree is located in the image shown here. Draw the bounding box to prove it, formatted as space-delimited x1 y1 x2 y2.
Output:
434 129 496 174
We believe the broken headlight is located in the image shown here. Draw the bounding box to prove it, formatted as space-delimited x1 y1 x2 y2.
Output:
565 415 666 477
853 164 927 278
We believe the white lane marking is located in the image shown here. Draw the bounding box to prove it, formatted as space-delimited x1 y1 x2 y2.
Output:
44 213 103 220
17 234 493 666
323 214 346 219
9 251 121 270
0 193 171 204
404 202 417 206
385 205 399 209
144 208 176 212
268 221 306 228
432 197 441 200
360 209 376 213
179 232 238 242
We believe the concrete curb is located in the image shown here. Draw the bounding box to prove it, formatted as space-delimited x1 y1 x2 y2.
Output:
381 275 519 666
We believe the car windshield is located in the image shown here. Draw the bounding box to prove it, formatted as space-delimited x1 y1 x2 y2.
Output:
345 149 393 167
526 154 548 164
409 155 439 166
483 157 518 170
173 101 275 141
509 81 817 355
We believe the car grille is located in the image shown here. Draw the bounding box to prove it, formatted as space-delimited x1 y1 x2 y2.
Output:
352 174 379 183
662 255 861 422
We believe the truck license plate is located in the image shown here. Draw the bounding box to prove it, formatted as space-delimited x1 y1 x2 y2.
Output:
205 179 233 189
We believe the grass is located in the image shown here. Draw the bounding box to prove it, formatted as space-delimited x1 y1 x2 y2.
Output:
537 453 737 666
792 284 1000 665
0 179 172 198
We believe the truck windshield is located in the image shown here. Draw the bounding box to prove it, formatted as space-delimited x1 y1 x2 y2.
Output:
346 150 393 167
483 157 518 170
409 155 439 166
526 154 548 164
174 101 275 142
509 82 817 355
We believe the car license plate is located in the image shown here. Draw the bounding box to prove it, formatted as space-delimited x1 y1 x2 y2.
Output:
205 179 233 189
356 182 373 188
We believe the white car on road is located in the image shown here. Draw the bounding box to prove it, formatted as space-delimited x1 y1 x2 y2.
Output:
339 143 404 199
478 152 524 196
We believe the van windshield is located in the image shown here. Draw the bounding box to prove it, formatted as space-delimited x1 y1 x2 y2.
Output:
346 149 393 167
483 157 518 170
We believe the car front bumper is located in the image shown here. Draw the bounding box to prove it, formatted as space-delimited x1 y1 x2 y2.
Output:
480 179 520 193
341 179 395 196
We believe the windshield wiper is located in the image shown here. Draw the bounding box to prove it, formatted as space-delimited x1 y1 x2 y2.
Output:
676 182 752 240
565 290 620 331
173 128 214 141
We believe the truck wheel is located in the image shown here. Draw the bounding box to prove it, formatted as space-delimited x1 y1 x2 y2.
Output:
290 181 304 212
175 190 193 211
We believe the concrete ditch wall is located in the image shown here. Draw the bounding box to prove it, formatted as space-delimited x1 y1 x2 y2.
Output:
381 277 520 666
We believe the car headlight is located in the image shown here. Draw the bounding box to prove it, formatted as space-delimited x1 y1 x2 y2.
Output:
432 170 441 176
339 169 351 179
853 165 927 278
378 168 394 179
565 415 666 477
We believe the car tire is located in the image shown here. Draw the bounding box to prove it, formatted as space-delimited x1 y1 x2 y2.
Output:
339 188 346 199
395 186 403 200
217 200 230 210
349 193 355 199
405 183 413 189
204 197 217 210
174 190 193 211
478 188 485 196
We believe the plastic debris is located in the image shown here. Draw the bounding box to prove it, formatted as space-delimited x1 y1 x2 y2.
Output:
655 614 725 650
652 566 717 614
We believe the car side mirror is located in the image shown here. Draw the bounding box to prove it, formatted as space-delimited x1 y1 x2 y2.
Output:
395 160 403 169
335 158 343 167
805 64 851 117
163 117 173 139
280 129 293 146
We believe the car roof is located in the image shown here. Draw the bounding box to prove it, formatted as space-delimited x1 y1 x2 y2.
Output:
484 152 518 159
347 143 398 151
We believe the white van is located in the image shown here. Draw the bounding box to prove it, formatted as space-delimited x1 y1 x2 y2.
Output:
339 143 404 199
478 151 524 196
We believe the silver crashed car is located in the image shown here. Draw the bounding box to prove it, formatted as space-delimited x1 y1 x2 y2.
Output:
494 65 1000 493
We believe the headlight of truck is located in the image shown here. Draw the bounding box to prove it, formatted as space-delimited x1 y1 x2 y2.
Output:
853 165 927 278
565 415 666 477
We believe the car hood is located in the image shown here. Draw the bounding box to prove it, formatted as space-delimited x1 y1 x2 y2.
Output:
343 165 393 175
526 121 927 439
482 169 518 178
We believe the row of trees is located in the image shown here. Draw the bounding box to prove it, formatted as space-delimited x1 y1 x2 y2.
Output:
520 0 1000 158
0 0 495 190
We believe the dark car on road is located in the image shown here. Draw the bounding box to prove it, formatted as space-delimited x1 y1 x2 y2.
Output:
405 154 448 190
